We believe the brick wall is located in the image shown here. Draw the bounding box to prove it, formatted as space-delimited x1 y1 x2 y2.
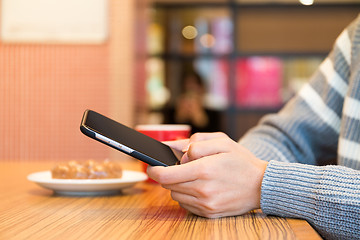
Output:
0 0 138 161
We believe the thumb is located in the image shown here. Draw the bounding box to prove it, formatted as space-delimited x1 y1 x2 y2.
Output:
162 138 189 152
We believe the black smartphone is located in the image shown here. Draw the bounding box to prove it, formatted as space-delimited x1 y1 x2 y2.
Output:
80 109 179 166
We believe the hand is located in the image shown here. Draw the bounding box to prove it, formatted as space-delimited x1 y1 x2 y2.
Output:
164 132 225 164
148 133 268 218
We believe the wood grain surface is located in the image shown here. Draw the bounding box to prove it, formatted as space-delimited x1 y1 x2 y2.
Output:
0 161 322 240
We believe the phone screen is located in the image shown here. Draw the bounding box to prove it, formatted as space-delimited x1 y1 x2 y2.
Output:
80 110 179 166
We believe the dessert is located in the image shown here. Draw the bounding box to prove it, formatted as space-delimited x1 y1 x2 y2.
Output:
51 159 123 179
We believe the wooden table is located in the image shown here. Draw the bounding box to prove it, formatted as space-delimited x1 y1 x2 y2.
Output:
0 161 322 240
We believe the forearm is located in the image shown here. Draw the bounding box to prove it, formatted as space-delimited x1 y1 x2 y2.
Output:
239 22 354 166
239 104 340 166
261 161 360 240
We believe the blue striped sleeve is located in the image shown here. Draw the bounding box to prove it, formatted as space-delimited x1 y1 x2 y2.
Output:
261 160 360 240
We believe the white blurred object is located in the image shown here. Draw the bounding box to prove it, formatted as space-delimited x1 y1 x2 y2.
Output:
146 58 170 109
1 0 108 43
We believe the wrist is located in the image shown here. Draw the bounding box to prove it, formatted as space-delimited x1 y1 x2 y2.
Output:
254 160 268 209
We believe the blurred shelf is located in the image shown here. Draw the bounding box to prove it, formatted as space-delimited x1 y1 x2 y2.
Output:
236 5 360 53
148 52 328 59
236 0 360 4
153 0 360 2
227 106 283 113
152 0 360 7
146 0 360 139
152 0 229 5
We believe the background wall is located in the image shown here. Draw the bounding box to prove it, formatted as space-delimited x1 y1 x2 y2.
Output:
0 0 139 161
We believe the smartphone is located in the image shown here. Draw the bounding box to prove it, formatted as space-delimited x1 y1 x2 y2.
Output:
80 109 179 166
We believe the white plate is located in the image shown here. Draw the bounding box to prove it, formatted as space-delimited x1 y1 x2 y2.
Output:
27 170 148 196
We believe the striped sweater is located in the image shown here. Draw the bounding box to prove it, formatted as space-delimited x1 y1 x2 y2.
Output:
239 15 360 239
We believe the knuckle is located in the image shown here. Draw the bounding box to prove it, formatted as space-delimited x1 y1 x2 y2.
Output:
151 169 168 184
186 144 202 160
197 184 214 198
190 132 203 142
152 171 162 182
219 137 237 151
199 200 218 217
216 132 228 138
220 135 234 144
204 200 217 212
197 163 214 180
157 175 170 184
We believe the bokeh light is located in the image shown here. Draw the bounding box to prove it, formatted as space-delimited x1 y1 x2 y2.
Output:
200 33 216 48
299 0 314 5
182 25 198 39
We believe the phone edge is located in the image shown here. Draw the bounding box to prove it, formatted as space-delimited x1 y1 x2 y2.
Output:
80 110 168 167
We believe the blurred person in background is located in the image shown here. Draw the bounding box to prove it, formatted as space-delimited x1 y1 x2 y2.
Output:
148 15 360 240
163 70 221 134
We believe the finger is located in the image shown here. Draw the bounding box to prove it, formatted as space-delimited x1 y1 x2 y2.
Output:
162 139 189 162
162 180 203 198
149 152 222 184
173 190 236 219
181 132 228 164
177 201 205 217
147 161 201 185
180 152 190 164
186 137 235 162
179 203 222 219
171 190 198 204
189 132 228 143
162 139 189 151
183 132 228 152
170 190 216 217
